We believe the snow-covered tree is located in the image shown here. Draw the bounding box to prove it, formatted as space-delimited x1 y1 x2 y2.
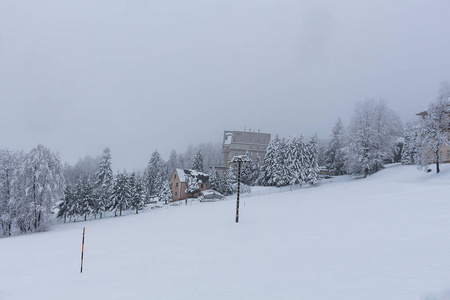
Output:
16 145 65 232
185 175 200 199
260 136 283 186
345 99 402 177
305 136 320 184
416 83 450 173
401 122 420 165
129 172 146 214
223 166 236 195
0 149 22 236
57 186 76 223
145 150 168 198
325 118 346 175
109 171 131 217
95 147 113 219
159 180 172 204
75 177 95 221
192 149 204 172
209 167 219 191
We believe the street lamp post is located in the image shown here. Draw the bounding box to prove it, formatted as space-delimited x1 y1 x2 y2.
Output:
230 155 252 223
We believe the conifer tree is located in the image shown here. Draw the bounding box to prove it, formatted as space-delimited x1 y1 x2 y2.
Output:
401 122 419 165
305 136 320 184
209 167 219 191
192 149 204 172
159 180 172 204
57 186 75 223
109 171 131 216
185 175 200 199
223 166 236 195
95 147 113 219
325 118 346 175
76 177 95 221
129 172 146 214
260 137 280 186
145 150 168 198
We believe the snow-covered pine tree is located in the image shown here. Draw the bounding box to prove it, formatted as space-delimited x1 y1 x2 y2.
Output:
325 118 346 175
129 172 146 214
192 149 204 172
159 180 172 204
109 171 132 216
145 150 168 199
185 175 200 199
248 154 261 186
401 122 420 165
260 136 280 186
240 150 253 185
95 147 113 219
209 167 219 191
305 136 320 184
76 177 95 221
285 137 299 185
57 185 75 223
223 166 236 195
17 145 65 232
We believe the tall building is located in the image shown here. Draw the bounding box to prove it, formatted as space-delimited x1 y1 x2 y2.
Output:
222 130 271 167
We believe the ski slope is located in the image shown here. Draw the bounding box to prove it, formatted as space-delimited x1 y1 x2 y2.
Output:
1 164 450 300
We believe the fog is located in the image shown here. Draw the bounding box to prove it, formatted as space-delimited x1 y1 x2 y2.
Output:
1 0 449 170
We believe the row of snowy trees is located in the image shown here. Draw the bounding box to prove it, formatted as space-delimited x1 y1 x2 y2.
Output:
259 136 320 186
57 148 173 223
402 82 450 173
166 142 222 175
324 99 403 177
207 135 320 192
0 145 65 236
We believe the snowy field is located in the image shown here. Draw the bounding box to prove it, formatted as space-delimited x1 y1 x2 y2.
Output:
2 164 450 300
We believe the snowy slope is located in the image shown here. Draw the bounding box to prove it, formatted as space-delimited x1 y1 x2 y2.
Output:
1 164 450 300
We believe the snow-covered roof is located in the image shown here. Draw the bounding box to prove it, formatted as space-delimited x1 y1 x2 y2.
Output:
175 169 209 183
223 131 233 145
175 168 186 182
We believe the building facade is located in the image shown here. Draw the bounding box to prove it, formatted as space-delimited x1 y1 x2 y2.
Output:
170 169 210 201
222 130 271 167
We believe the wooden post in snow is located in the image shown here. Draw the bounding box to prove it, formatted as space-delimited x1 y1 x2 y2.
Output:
80 227 85 273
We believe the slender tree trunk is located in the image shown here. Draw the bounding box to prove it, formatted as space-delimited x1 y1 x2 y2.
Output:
436 150 440 173
100 212 102 219
120 207 122 216
84 214 87 221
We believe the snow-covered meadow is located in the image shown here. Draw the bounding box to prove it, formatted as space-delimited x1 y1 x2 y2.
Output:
1 164 450 300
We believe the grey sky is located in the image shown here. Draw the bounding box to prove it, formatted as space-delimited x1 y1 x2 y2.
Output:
1 0 449 171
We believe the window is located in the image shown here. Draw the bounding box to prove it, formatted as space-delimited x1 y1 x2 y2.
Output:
176 182 178 187
174 174 177 179
447 149 450 159
175 192 177 195
201 184 203 188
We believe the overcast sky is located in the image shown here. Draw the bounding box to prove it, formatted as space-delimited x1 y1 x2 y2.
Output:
1 0 449 171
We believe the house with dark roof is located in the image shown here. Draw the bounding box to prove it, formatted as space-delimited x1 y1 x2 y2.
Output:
170 169 210 201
